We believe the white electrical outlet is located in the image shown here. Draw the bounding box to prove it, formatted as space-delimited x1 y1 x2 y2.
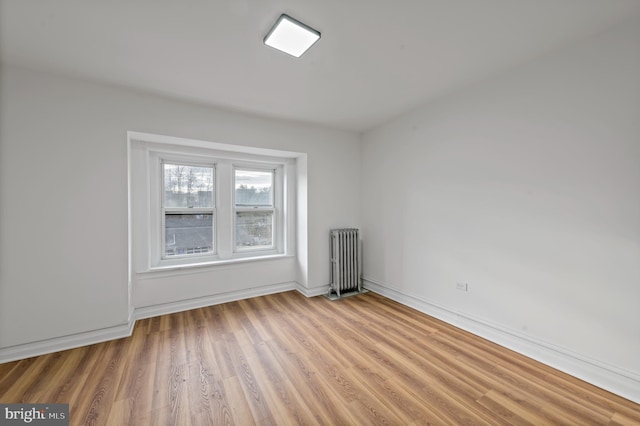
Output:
456 282 468 291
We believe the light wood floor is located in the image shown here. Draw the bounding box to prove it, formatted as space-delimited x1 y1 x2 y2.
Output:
1 290 639 425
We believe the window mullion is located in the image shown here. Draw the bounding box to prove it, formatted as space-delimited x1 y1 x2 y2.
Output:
216 161 233 259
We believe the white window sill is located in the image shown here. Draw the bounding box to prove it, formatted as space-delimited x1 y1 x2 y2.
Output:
137 253 294 279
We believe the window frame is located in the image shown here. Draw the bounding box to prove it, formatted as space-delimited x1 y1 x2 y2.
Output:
233 165 283 254
161 160 216 260
145 144 288 270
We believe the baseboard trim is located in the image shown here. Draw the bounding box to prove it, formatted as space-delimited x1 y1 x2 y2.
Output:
0 321 135 364
134 281 297 320
363 278 640 404
296 283 330 298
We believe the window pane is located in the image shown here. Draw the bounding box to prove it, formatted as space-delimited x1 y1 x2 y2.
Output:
235 169 273 206
165 213 213 256
164 163 214 208
236 211 273 249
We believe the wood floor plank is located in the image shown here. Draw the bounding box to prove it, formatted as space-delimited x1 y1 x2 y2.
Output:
223 332 276 424
1 290 639 425
222 375 256 426
251 341 321 425
184 314 234 424
104 397 134 426
476 389 547 426
611 412 640 426
264 338 359 425
73 339 127 425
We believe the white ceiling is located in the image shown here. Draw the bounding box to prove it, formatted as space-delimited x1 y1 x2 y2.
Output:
1 0 639 132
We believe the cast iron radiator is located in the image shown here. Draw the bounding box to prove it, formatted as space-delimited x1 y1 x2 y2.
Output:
329 228 362 297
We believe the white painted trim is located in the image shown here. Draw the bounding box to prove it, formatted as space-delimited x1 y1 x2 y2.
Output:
363 277 640 404
138 254 295 277
0 321 135 364
296 283 331 298
134 281 297 319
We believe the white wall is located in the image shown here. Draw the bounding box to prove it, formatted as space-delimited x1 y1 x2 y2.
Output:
0 65 360 354
361 16 640 401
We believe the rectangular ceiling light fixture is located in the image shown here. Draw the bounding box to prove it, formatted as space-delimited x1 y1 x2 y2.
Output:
264 14 320 58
